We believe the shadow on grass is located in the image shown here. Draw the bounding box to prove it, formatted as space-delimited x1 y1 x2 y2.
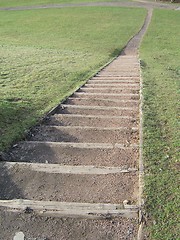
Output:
0 100 39 152
109 48 122 58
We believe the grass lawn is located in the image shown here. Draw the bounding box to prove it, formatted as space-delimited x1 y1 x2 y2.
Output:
0 0 128 8
0 7 146 151
140 9 179 240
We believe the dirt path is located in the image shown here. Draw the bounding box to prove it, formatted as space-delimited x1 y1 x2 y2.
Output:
0 8 153 240
0 0 177 11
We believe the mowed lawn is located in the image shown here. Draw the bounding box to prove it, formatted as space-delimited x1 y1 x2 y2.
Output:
140 9 179 240
0 7 146 151
0 0 127 8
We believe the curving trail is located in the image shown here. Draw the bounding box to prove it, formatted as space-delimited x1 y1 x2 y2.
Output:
0 5 154 240
0 0 177 11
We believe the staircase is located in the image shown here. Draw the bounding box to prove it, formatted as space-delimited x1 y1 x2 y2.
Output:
0 9 153 240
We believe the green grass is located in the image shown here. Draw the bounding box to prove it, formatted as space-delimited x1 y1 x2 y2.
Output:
0 0 127 8
140 9 180 239
0 7 146 151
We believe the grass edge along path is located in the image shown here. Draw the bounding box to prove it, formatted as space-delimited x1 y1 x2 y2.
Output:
140 9 179 240
0 7 146 152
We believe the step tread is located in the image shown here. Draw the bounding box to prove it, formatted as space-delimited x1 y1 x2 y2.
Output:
39 125 138 130
52 113 135 119
30 125 139 144
88 79 139 82
48 114 137 128
80 87 139 90
58 104 138 117
0 209 139 239
75 92 139 96
73 92 139 100
61 104 137 111
0 166 138 204
85 83 139 86
79 88 139 94
9 141 138 167
65 98 139 108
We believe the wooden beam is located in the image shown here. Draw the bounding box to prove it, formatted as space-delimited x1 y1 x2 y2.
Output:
0 199 139 219
3 162 138 175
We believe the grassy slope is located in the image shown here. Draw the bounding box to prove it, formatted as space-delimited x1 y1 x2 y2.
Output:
140 9 179 239
0 7 146 151
0 0 127 8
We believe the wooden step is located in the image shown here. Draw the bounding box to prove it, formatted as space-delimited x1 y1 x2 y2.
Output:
0 164 138 203
65 97 139 108
30 125 139 144
58 104 138 116
3 162 138 175
73 92 139 100
84 83 140 88
48 114 138 128
101 65 139 69
88 79 139 83
79 87 139 94
92 76 140 80
96 73 139 77
99 71 139 74
96 72 139 79
9 141 139 167
0 208 139 239
0 199 138 219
